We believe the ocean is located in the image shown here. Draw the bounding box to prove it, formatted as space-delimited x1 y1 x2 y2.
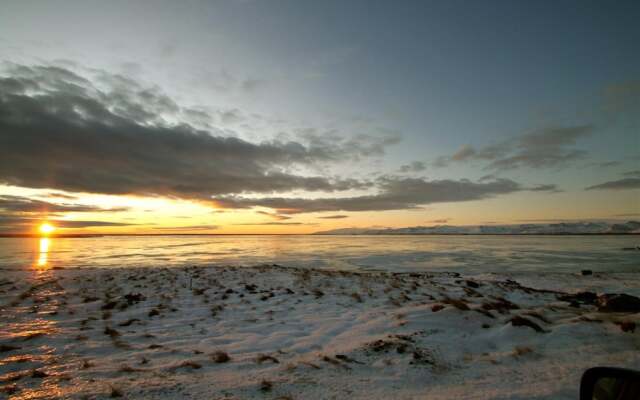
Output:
1 234 638 274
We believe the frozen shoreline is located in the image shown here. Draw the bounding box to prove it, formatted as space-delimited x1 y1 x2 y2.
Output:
1 265 639 399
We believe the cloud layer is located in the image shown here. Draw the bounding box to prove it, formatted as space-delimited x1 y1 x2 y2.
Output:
213 177 553 214
0 195 127 214
0 64 384 201
586 170 640 191
0 216 138 232
0 63 565 220
435 125 594 170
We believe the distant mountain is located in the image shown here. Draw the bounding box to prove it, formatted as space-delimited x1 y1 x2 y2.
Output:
314 221 640 235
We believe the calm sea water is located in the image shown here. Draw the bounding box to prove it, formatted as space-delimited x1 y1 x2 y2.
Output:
0 235 638 274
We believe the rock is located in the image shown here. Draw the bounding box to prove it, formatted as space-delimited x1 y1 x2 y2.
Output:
335 354 363 364
443 298 470 311
124 293 146 304
431 304 444 312
597 293 640 312
211 351 230 363
465 280 480 288
581 270 593 276
259 380 273 392
0 344 20 353
508 316 546 333
481 297 519 313
101 300 118 310
31 369 48 378
615 321 636 333
557 291 598 306
104 327 120 337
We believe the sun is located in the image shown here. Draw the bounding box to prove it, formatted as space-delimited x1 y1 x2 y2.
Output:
39 223 55 235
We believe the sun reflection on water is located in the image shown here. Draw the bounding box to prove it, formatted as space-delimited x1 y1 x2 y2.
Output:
37 238 50 268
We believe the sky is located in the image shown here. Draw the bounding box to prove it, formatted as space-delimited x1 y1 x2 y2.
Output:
0 0 638 234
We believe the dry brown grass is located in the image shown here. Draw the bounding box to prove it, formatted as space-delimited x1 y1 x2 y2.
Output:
442 298 470 311
172 360 202 370
321 355 351 369
119 365 146 373
289 361 319 370
513 346 533 357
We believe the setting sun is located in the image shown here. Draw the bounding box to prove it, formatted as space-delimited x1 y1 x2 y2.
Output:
39 223 55 235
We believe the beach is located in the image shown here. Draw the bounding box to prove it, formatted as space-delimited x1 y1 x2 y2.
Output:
2 2 639 398
1 263 639 399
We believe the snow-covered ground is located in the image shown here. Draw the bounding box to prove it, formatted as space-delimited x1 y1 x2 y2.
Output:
1 265 639 399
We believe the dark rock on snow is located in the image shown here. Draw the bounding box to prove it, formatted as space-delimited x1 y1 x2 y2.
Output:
597 293 640 313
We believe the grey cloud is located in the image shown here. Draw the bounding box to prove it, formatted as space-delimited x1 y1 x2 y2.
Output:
586 178 640 191
213 177 526 214
399 161 426 173
218 109 244 124
51 220 137 228
317 215 349 219
478 174 497 182
586 169 640 191
436 125 594 170
44 192 79 200
0 63 378 200
0 216 138 230
451 145 476 161
295 128 401 162
528 184 561 192
256 210 292 220
183 107 213 128
593 161 622 168
0 195 128 213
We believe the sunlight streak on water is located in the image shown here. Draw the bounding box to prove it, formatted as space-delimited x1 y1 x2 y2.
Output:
37 238 49 268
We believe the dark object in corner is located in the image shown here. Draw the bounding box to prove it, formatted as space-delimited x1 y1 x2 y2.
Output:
580 367 640 400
